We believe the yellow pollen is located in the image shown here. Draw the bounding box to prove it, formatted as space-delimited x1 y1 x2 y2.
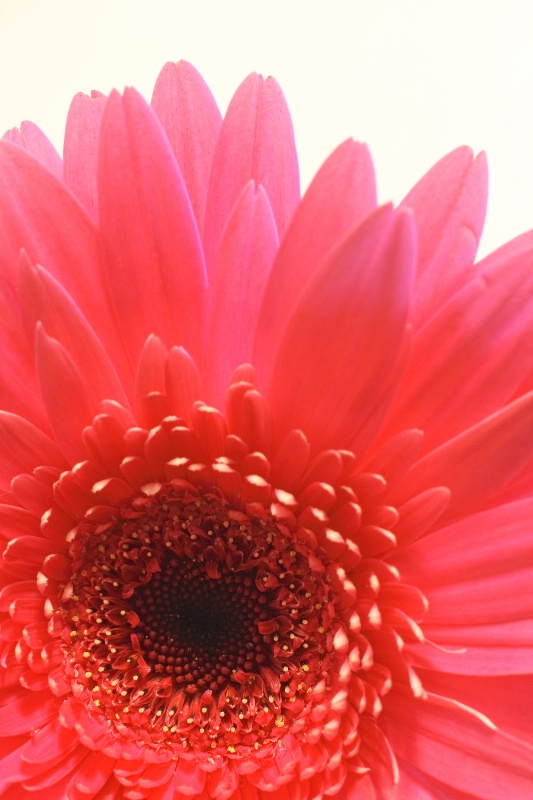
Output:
275 716 285 727
227 745 236 753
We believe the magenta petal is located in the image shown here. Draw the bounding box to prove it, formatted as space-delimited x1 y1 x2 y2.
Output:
2 122 63 180
151 60 222 236
254 139 377 390
402 146 488 326
205 181 278 406
63 91 107 221
383 692 533 799
98 88 207 370
391 392 533 519
268 205 415 452
203 72 299 265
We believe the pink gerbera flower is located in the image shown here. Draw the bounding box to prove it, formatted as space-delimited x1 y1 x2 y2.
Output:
0 60 532 800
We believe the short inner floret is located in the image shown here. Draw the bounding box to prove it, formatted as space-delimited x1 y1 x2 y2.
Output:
62 480 336 754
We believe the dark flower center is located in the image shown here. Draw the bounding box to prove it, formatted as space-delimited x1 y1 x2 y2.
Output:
132 555 268 692
63 480 337 754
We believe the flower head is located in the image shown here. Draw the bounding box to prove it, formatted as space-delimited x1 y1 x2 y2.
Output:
0 61 532 800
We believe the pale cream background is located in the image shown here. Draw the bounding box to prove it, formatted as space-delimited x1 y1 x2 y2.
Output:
0 0 532 257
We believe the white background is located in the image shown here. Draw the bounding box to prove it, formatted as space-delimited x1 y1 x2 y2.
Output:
0 0 532 257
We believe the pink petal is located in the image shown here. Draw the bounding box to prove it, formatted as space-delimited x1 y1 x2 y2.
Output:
135 334 169 427
268 205 415 452
34 325 98 463
0 282 46 429
397 757 493 800
401 146 488 326
203 72 299 265
0 411 66 488
2 121 63 180
205 181 278 406
63 90 107 221
408 619 533 676
418 671 533 742
254 139 377 390
151 60 222 236
0 689 58 735
392 499 533 626
19 255 129 410
0 141 110 343
165 346 202 423
98 88 207 369
380 230 533 453
383 691 533 799
391 392 533 519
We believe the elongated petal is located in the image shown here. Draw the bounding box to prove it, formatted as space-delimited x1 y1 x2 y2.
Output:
391 392 533 519
0 412 66 489
254 139 377 389
151 60 222 236
19 255 129 409
63 91 107 220
204 73 299 265
381 230 533 452
383 692 533 800
98 88 207 369
268 205 415 452
418 671 533 742
34 325 97 462
408 621 533 675
402 147 488 325
0 282 46 428
392 499 533 630
0 142 111 343
2 122 63 180
205 181 278 405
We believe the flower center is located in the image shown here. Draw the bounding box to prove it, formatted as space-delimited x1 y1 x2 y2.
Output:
131 555 268 690
63 480 336 755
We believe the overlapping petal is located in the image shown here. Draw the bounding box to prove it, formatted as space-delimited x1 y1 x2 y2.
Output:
0 60 531 800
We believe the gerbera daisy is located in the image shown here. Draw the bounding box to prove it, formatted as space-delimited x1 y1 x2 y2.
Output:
0 60 532 800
